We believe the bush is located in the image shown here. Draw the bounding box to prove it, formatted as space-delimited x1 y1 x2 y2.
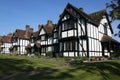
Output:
34 52 41 58
69 58 83 65
64 57 84 65
111 51 120 59
11 51 18 56
46 51 53 57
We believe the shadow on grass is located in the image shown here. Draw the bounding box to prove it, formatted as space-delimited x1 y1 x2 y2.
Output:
18 61 120 80
0 57 120 80
0 58 34 78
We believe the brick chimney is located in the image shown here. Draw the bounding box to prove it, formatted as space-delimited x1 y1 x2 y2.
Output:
47 20 53 26
25 25 30 38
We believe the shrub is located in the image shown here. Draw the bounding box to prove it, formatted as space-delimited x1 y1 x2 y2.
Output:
11 51 18 56
111 50 120 59
34 52 41 58
64 57 84 65
46 51 53 57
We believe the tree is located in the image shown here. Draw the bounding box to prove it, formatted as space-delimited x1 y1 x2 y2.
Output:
106 0 120 37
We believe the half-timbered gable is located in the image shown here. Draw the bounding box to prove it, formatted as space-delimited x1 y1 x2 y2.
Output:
12 25 33 54
56 3 119 58
57 3 97 57
38 20 55 56
26 31 40 54
89 9 114 57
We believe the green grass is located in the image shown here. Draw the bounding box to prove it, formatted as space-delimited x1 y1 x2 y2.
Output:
0 54 66 78
0 54 120 80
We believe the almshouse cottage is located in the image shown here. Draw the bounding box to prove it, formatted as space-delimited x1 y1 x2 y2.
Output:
0 3 119 58
12 25 33 54
56 3 119 57
1 34 12 54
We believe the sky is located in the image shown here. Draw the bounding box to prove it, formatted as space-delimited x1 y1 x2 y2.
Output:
0 0 119 41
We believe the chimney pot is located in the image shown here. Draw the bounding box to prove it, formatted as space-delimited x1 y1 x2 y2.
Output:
79 8 84 12
26 25 30 30
47 20 53 25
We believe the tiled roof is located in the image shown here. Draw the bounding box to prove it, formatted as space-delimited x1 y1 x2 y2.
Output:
39 20 55 34
1 36 12 43
89 9 113 33
89 9 106 24
101 35 119 43
0 36 3 42
13 28 33 39
33 31 39 37
58 3 98 26
43 25 54 34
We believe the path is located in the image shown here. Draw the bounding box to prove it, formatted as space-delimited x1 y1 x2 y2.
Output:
0 65 70 80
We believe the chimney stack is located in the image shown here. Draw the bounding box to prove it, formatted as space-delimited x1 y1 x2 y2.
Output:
26 25 30 31
47 20 53 26
79 7 84 12
25 25 30 38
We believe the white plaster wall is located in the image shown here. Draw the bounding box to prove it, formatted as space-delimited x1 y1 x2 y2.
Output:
31 43 34 47
62 32 67 38
63 52 68 57
48 46 52 51
18 39 29 54
87 23 91 37
107 28 112 37
48 39 52 45
41 41 47 45
69 52 75 57
98 16 112 39
68 30 73 37
2 43 12 53
78 19 86 36
39 28 45 35
53 39 58 43
62 14 70 21
83 40 87 51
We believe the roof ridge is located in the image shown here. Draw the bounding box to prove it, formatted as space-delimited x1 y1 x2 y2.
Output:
89 9 106 15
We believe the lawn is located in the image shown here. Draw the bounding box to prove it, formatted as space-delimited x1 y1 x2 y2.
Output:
0 54 120 80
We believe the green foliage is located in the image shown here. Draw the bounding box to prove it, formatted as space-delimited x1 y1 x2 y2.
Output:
64 57 87 65
106 0 120 20
0 54 120 80
34 52 41 58
111 50 120 59
46 51 53 57
106 0 120 37
11 51 18 56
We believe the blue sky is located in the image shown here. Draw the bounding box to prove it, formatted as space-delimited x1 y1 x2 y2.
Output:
0 0 119 41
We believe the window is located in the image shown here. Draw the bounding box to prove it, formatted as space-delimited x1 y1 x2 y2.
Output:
63 41 77 51
41 47 46 53
31 39 34 43
41 35 45 40
68 20 74 29
54 32 58 38
104 23 108 35
62 20 75 31
54 44 59 52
